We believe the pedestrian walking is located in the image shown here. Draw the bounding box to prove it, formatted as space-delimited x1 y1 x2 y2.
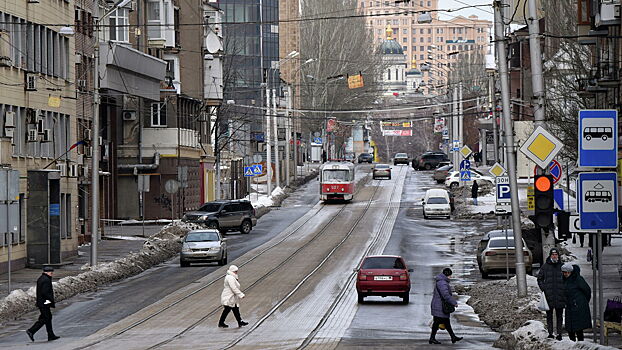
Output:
537 248 566 340
218 265 249 328
471 180 479 205
429 268 463 345
562 263 591 342
26 266 60 342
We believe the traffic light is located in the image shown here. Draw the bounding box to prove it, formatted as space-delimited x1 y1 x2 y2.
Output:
557 211 571 240
533 175 554 229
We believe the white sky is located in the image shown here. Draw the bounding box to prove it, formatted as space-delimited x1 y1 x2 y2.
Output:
437 0 494 22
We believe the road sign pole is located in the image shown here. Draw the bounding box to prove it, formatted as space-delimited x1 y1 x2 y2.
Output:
592 234 598 343
495 0 527 297
597 230 604 344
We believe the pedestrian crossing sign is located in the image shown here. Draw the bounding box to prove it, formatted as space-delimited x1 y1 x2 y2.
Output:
244 167 254 177
460 170 471 181
252 164 263 175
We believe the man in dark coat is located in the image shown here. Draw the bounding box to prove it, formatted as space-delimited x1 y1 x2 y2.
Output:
471 180 479 205
26 266 60 342
537 248 566 340
562 263 591 341
429 268 462 344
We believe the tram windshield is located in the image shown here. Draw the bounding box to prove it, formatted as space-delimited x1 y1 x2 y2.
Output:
323 169 350 182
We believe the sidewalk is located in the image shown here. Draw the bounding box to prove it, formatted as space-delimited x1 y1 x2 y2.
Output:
0 225 165 300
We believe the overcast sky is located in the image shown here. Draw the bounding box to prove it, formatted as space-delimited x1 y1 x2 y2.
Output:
437 0 494 22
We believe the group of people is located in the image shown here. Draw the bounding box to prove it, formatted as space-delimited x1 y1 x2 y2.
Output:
537 248 593 341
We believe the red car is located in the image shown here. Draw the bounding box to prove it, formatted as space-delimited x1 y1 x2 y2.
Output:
355 255 412 304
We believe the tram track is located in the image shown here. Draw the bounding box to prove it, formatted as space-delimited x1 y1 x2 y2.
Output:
214 165 406 350
72 172 374 350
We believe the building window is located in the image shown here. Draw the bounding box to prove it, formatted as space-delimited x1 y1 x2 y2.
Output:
402 37 407 43
151 102 167 127
420 28 424 34
147 0 163 39
420 45 424 51
402 28 407 34
403 45 407 51
109 8 129 42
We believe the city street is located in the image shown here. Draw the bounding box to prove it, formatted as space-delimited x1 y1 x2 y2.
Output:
0 166 500 349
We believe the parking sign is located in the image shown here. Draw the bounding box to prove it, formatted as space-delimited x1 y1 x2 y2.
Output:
495 176 511 203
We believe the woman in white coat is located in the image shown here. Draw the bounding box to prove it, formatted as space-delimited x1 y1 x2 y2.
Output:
218 265 249 328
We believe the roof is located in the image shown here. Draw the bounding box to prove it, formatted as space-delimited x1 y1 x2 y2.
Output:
379 39 404 55
406 68 422 75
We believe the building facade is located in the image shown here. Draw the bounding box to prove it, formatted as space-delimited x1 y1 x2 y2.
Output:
0 0 79 272
359 0 491 94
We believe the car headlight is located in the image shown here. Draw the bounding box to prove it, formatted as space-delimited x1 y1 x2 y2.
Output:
182 245 191 253
210 247 221 252
199 215 208 221
182 214 188 220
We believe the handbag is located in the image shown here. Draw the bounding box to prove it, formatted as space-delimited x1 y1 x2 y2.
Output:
604 297 622 322
537 291 550 311
436 284 456 314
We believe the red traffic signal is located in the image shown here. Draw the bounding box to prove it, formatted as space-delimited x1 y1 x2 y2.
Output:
533 175 554 229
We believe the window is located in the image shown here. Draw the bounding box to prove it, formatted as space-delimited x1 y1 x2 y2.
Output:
420 45 424 51
427 28 431 34
151 102 167 127
402 37 407 43
109 8 129 42
147 0 163 39
420 28 424 34
402 28 407 34
420 37 424 42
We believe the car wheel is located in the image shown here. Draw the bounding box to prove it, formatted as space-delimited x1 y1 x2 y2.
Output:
218 253 227 266
423 213 428 219
424 164 432 170
240 220 252 234
481 271 489 279
207 221 219 230
402 293 410 304
357 293 365 304
372 176 376 180
388 176 391 180
436 179 443 184
180 260 190 268
450 182 458 189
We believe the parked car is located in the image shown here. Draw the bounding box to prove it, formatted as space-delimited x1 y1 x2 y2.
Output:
358 153 373 163
393 153 409 165
445 170 494 189
478 236 533 278
432 164 453 184
344 153 355 162
422 188 451 219
372 164 391 179
180 229 227 267
477 229 543 269
355 255 413 304
414 152 450 170
182 200 257 234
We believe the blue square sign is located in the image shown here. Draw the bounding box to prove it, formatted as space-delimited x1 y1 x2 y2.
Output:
495 176 511 203
578 110 618 168
578 172 618 230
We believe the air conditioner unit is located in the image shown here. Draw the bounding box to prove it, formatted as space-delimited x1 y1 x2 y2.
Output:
56 163 67 177
42 128 52 142
69 164 79 177
4 128 14 138
79 164 89 177
77 154 84 165
122 110 137 121
4 111 15 128
83 128 92 140
129 0 137 11
75 53 82 64
25 73 37 91
27 129 38 142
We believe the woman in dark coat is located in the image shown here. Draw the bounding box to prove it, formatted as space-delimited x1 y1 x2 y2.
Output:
562 263 592 341
429 268 462 344
537 248 566 340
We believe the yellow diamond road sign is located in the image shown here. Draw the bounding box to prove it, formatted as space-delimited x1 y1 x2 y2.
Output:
519 126 564 169
488 162 507 177
459 145 472 159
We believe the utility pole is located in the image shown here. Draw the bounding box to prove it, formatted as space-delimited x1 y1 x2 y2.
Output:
458 81 464 155
272 88 280 189
494 0 527 297
452 86 459 166
91 3 102 267
285 86 292 186
265 85 272 195
489 73 500 163
526 0 554 260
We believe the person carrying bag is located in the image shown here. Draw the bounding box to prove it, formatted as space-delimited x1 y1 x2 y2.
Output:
429 268 462 345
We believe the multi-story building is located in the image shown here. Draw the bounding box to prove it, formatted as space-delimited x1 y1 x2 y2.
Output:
359 0 491 94
0 0 79 272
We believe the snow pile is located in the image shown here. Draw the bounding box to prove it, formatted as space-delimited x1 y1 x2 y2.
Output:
461 275 544 332
495 320 618 350
0 221 200 325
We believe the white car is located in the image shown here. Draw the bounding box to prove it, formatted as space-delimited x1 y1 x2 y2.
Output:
422 189 451 219
445 170 494 189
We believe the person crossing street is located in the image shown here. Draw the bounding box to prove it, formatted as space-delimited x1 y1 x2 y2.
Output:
218 265 249 328
26 266 60 342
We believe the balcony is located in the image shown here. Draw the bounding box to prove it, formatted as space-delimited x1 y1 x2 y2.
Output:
142 127 200 156
595 61 621 87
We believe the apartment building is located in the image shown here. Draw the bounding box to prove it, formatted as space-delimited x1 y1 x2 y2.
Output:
0 0 79 272
359 0 491 94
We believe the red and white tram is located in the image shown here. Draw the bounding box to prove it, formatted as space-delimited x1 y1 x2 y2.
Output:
319 162 356 201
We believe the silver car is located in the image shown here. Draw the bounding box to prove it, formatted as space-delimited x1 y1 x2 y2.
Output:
180 230 228 267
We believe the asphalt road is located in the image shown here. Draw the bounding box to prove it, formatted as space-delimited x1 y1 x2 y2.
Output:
0 175 322 347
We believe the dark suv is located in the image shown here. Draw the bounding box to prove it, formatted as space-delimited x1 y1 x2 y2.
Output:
414 152 450 170
358 153 373 163
182 200 257 234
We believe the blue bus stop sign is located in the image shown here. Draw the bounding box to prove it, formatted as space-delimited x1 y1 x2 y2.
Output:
578 172 618 230
578 110 617 168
